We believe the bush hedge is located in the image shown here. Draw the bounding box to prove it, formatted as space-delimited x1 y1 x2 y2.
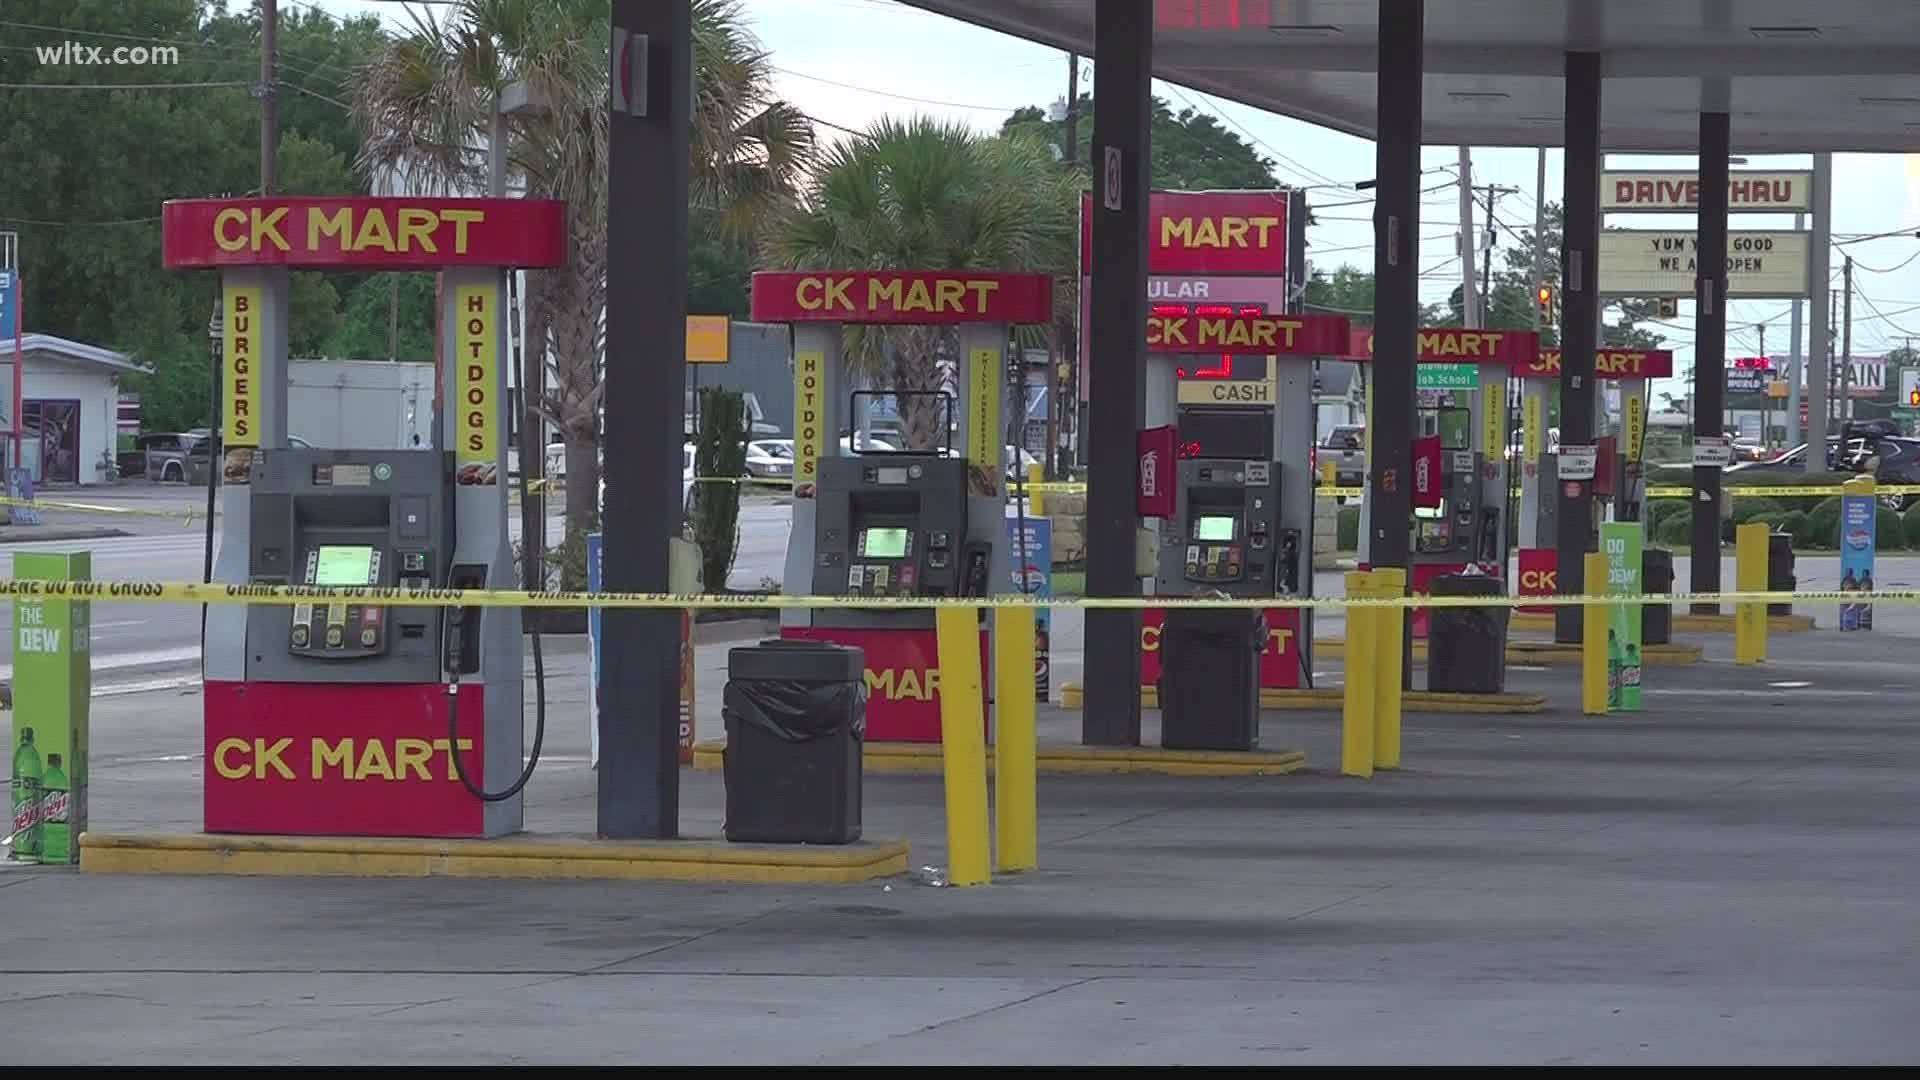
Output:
1905 505 1920 549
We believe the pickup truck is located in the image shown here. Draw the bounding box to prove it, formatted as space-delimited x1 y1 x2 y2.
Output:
1316 425 1366 488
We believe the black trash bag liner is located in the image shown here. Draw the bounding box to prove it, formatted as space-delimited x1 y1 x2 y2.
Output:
722 677 867 743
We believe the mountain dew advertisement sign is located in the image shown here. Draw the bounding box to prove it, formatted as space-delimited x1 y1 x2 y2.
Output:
1601 523 1643 712
8 551 91 865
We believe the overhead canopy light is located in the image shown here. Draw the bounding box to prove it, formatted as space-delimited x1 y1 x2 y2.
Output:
1267 24 1341 37
1749 26 1822 38
1448 90 1511 102
1860 96 1920 106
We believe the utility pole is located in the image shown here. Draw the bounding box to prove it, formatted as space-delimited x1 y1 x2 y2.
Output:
1840 254 1853 428
1788 209 1804 448
1756 322 1766 446
258 0 278 194
1457 146 1479 327
1517 145 1548 552
1054 51 1081 479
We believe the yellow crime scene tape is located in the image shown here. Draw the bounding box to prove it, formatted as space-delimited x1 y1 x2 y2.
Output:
0 495 213 524
0 577 1904 612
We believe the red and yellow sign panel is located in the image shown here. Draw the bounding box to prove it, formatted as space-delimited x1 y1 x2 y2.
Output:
203 682 490 837
1342 326 1541 366
1080 190 1291 275
1141 608 1302 690
161 197 567 269
779 627 990 742
1146 312 1348 354
751 271 1053 325
1521 348 1674 380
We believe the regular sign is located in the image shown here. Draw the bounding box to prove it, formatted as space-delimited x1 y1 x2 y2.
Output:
1599 230 1811 298
1602 171 1813 213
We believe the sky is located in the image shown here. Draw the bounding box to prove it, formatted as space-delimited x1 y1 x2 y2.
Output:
304 0 1920 409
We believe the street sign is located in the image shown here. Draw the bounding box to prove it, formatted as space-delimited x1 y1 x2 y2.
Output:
1416 362 1479 390
1102 147 1123 211
1694 435 1733 467
1558 444 1597 480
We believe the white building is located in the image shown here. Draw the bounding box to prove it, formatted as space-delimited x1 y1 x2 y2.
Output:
2 333 152 486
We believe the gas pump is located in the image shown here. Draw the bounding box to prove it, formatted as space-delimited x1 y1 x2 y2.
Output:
1139 307 1348 730
750 270 1054 742
163 195 568 839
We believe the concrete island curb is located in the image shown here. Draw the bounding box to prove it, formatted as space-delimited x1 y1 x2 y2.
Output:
78 831 910 884
1311 637 1705 666
1054 683 1547 714
692 740 1308 777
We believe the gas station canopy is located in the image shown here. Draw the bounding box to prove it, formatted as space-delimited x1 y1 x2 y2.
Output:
899 0 1920 153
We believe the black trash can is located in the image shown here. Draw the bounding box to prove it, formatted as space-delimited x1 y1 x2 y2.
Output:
1767 532 1797 616
1642 547 1674 646
1427 573 1507 694
720 639 866 845
1158 608 1264 751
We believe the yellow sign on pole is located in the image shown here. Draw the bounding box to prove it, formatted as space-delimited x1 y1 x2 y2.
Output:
1522 392 1543 464
1481 380 1506 461
1624 394 1646 460
686 315 730 364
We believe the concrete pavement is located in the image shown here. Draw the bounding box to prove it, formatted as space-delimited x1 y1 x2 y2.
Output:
6 612 1920 1062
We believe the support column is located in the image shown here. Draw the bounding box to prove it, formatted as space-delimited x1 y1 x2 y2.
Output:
1554 51 1601 643
600 0 691 838
1367 0 1423 580
1082 0 1150 747
1804 153 1833 473
1691 112 1731 610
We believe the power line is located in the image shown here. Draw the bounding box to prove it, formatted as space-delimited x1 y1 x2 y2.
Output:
0 214 163 227
772 66 1025 113
1847 248 1920 276
0 80 249 90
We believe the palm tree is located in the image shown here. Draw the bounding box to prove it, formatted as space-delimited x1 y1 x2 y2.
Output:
347 0 811 581
765 116 1078 450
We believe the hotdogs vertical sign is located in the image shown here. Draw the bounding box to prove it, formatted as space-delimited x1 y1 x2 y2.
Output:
454 284 498 482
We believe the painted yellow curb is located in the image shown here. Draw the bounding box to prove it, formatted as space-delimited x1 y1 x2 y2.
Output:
1504 641 1704 666
692 740 1306 777
1056 684 1545 714
1510 611 1814 634
1313 636 1702 666
78 832 909 884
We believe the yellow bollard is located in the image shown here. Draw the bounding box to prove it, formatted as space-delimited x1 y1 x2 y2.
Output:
1026 462 1046 516
992 605 1038 874
1582 552 1610 715
1340 570 1376 777
1735 521 1768 665
934 606 992 886
1370 566 1407 769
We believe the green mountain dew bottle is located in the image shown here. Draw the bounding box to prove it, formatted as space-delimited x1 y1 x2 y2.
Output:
40 754 70 865
10 726 42 863
1621 644 1643 711
1606 631 1623 709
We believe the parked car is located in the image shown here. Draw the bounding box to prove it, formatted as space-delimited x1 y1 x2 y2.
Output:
1317 425 1366 487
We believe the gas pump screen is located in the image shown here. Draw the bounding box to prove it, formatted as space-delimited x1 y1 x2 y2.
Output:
1194 515 1237 541
862 527 910 558
312 545 377 586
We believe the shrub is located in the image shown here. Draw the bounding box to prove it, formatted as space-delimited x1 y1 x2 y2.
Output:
1877 506 1907 551
1337 506 1360 550
1728 496 1783 525
1904 505 1920 549
1805 496 1843 549
1648 498 1689 529
1655 512 1692 547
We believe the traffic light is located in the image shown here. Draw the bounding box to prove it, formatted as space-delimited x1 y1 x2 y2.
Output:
1908 387 1919 408
1536 285 1554 321
1903 369 1920 408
